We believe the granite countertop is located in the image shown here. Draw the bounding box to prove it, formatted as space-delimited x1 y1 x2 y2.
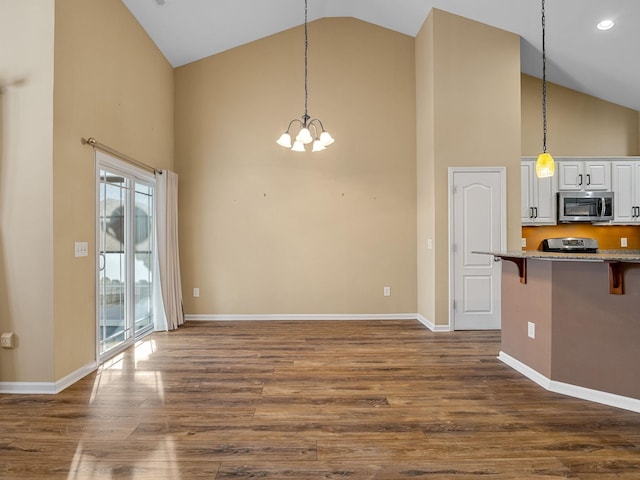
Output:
474 250 640 262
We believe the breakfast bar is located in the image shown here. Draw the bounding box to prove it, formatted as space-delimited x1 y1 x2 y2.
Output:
481 249 640 412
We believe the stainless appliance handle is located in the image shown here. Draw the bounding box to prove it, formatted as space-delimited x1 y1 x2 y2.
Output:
599 197 605 218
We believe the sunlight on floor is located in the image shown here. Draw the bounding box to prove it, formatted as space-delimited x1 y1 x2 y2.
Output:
90 339 165 404
67 437 181 479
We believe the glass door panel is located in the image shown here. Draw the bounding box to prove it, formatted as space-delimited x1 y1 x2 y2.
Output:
134 182 154 336
97 157 156 361
98 170 130 355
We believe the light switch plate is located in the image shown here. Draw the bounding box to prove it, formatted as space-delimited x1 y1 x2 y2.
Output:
74 242 89 257
527 322 535 339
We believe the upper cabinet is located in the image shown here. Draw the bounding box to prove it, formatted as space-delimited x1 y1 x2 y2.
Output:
557 160 611 191
521 158 557 225
612 160 640 224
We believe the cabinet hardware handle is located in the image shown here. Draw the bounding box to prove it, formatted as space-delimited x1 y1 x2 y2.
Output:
586 174 591 185
534 207 538 218
578 174 583 185
530 207 534 218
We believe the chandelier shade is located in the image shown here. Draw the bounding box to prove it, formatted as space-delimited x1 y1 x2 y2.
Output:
276 0 334 153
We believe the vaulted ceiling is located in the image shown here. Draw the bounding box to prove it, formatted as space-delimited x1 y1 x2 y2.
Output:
122 0 640 111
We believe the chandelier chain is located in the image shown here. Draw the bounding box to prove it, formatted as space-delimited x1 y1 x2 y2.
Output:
541 0 548 153
303 0 309 123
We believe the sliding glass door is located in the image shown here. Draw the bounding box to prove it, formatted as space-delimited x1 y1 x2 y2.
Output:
97 153 155 360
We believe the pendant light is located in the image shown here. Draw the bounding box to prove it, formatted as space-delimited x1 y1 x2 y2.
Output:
276 0 334 152
536 0 555 178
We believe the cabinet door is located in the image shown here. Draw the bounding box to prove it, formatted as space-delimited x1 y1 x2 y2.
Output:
558 162 583 190
534 173 557 224
521 162 534 223
612 162 638 223
584 162 611 190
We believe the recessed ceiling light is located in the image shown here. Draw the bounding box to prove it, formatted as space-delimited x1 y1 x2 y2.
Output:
597 19 615 31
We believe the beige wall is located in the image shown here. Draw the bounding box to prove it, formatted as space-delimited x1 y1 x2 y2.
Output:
49 0 173 381
522 74 639 156
0 1 55 382
415 14 436 324
1 0 173 385
416 9 521 327
175 18 417 315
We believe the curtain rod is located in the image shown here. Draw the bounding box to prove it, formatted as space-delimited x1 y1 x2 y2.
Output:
82 137 160 174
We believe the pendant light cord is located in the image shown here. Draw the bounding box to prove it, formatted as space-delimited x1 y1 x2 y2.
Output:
541 0 548 153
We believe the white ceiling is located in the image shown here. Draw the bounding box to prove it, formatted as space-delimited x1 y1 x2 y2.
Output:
122 0 640 111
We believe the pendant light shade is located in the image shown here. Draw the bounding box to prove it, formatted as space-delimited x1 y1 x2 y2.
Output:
296 127 313 144
276 0 334 153
536 152 555 178
536 0 555 178
276 133 292 148
291 140 306 152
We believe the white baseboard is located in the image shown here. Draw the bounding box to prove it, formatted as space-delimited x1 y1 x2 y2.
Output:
416 313 451 332
498 351 640 414
185 313 419 322
0 361 97 395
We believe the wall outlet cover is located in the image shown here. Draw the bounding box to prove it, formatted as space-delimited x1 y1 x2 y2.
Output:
1 332 15 348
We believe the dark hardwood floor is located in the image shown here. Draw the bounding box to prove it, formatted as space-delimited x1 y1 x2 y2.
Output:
2 320 639 479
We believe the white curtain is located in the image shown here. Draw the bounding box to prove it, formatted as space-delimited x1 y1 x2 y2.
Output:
154 170 184 331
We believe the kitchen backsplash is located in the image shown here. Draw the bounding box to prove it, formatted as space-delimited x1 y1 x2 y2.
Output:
522 224 640 251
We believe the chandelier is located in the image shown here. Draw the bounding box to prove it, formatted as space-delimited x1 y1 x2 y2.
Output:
536 0 555 178
276 0 334 152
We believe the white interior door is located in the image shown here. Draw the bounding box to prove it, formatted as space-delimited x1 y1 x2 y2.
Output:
450 168 505 330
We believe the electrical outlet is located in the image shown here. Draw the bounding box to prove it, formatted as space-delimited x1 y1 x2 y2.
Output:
621 237 628 248
1 332 15 349
527 322 535 339
427 239 433 250
193 288 200 297
521 238 527 248
383 286 391 297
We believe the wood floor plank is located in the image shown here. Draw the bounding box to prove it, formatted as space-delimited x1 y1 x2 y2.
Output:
1 320 639 479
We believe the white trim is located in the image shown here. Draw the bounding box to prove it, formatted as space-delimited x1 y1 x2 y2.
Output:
499 351 640 414
0 361 97 395
185 313 419 322
416 313 451 332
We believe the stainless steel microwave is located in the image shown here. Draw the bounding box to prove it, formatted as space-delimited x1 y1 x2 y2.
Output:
557 191 614 222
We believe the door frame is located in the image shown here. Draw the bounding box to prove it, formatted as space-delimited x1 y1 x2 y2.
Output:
448 167 506 331
94 151 156 363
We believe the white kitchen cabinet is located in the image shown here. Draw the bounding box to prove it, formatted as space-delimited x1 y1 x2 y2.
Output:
558 160 610 191
521 159 557 225
612 160 640 223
